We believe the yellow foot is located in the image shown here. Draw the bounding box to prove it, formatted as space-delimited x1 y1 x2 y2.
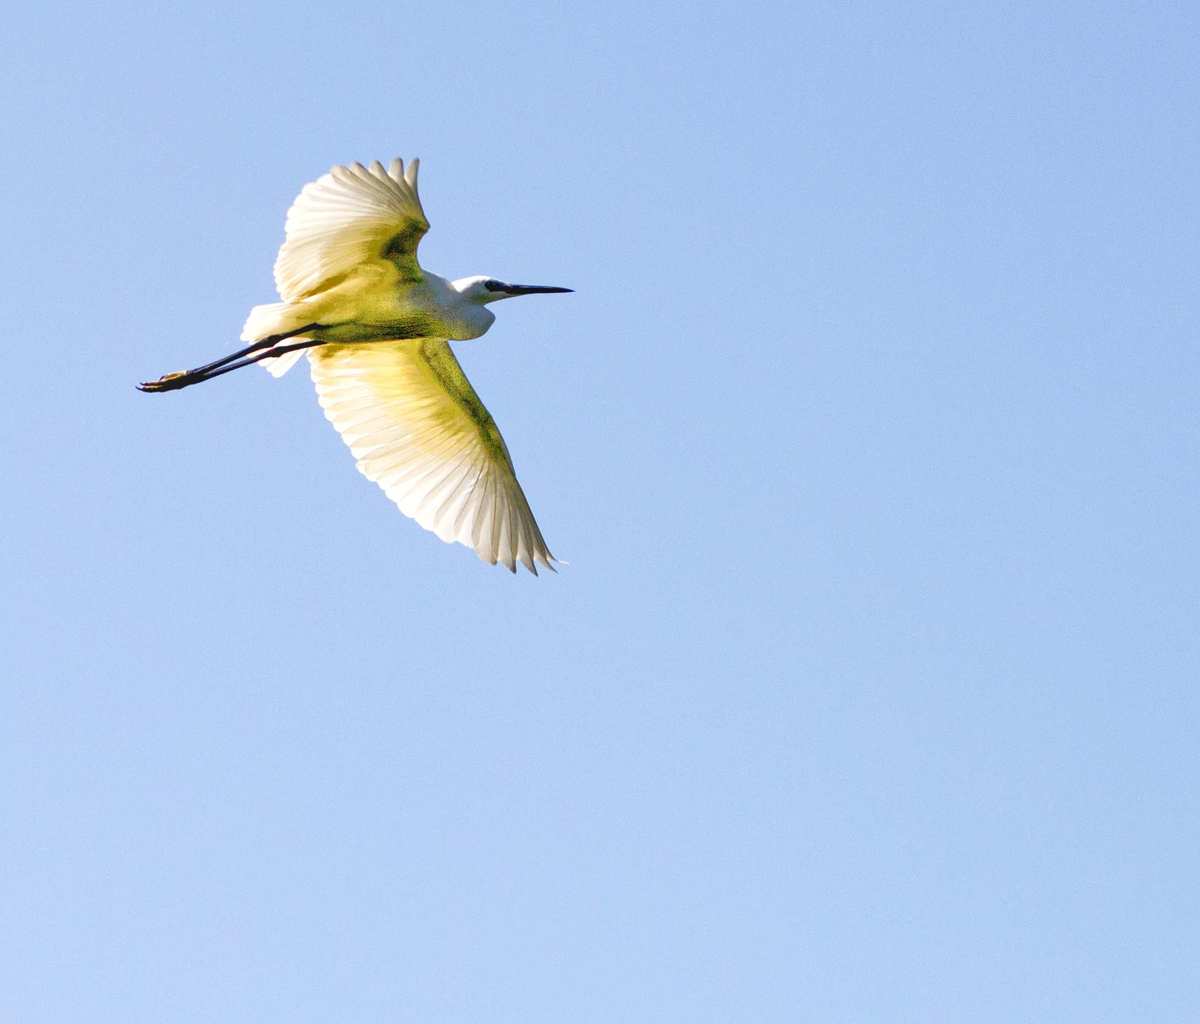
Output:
137 370 189 393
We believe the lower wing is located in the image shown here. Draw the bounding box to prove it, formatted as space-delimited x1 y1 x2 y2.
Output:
309 341 556 574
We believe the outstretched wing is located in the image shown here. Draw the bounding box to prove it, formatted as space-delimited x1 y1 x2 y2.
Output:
310 342 556 574
274 158 430 301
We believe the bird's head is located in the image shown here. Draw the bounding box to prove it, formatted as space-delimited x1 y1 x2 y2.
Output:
454 275 573 305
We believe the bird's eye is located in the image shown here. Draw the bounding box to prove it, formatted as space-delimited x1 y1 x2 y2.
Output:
483 279 506 292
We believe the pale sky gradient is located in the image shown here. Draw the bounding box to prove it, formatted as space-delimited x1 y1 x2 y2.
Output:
3 2 1198 1021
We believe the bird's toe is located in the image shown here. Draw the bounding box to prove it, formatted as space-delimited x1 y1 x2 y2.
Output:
137 371 188 393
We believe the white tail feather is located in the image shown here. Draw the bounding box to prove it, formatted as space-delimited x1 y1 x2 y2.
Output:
241 301 290 342
241 302 308 378
261 347 307 378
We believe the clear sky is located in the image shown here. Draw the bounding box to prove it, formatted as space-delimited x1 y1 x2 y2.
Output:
3 2 1197 1020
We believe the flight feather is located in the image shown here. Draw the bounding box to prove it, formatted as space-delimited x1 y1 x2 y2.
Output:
309 342 555 574
274 158 430 301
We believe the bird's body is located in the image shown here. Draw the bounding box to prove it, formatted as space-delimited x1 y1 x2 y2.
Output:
140 158 571 574
244 266 495 354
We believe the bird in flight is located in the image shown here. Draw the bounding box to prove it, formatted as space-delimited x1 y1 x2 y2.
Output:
139 158 571 574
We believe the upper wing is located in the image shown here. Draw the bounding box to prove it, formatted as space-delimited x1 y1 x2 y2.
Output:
310 341 556 574
274 158 430 301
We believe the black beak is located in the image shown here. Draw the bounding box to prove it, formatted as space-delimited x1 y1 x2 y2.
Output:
503 284 574 296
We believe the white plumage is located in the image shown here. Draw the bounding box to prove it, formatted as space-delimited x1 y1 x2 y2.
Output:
273 158 428 303
311 340 555 574
139 158 572 575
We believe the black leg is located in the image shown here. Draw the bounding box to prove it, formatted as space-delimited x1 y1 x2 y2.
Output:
178 338 327 384
137 325 324 393
183 323 325 376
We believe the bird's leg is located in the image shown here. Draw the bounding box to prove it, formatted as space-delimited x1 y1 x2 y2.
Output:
184 323 323 376
137 337 329 392
185 337 329 382
137 324 324 393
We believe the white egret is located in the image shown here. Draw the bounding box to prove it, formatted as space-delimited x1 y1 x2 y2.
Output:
140 158 571 574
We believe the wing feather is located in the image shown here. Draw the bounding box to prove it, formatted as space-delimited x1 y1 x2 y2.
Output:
274 158 430 301
310 342 556 574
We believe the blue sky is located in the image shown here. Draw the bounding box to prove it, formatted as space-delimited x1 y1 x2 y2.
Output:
3 2 1197 1020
